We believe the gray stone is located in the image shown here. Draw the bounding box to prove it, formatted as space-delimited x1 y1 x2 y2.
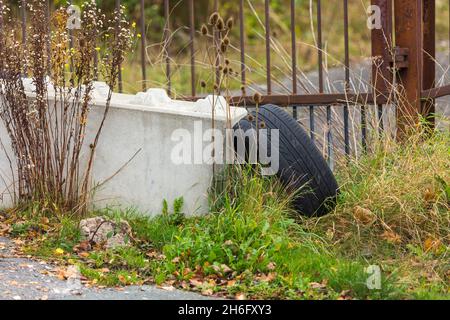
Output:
79 217 132 249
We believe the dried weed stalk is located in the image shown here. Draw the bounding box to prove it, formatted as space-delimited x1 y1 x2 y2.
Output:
0 0 132 215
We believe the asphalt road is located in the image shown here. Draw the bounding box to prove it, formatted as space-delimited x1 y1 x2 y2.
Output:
0 236 210 300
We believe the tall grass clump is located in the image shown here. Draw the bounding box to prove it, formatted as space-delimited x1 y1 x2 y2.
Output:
308 125 449 260
122 165 399 299
0 0 132 214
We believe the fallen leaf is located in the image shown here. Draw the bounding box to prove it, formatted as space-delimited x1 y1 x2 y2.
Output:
158 285 175 291
73 240 91 253
40 217 50 225
220 264 232 274
423 237 441 253
235 293 246 300
256 272 276 282
226 280 236 287
202 288 213 296
189 278 203 287
118 274 127 284
78 251 89 258
339 290 352 300
171 257 180 263
267 262 276 271
381 230 401 244
353 206 376 225
423 189 435 202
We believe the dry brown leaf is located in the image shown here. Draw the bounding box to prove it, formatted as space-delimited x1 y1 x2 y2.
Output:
256 272 276 282
220 264 232 274
78 252 89 258
171 257 180 263
202 288 214 296
146 251 158 258
381 230 401 244
73 240 91 253
159 285 175 291
423 237 441 253
40 217 50 225
226 280 236 287
183 268 192 276
189 278 203 287
353 206 376 225
235 293 246 300
423 189 436 202
309 282 327 289
118 274 127 284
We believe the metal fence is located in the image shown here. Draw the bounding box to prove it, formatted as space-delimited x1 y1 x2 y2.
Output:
12 0 450 164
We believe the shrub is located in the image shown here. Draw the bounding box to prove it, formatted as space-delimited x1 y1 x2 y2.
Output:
0 0 132 214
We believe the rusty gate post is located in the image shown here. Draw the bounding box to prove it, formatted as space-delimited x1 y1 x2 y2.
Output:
371 0 393 103
394 0 435 135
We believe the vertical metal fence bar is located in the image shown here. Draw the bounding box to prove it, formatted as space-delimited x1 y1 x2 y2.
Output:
290 0 297 120
265 0 271 95
343 0 350 156
316 0 323 146
140 0 147 91
164 0 171 96
317 0 332 166
309 105 315 141
327 106 333 168
317 0 324 94
116 0 123 93
239 0 246 94
189 0 195 97
361 105 367 150
378 104 384 133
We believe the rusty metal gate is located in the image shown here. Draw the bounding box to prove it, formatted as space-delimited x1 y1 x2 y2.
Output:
11 0 450 161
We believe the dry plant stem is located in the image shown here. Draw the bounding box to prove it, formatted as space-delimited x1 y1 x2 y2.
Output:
0 0 131 215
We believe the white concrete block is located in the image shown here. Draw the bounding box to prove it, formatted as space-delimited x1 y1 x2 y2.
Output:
0 82 247 216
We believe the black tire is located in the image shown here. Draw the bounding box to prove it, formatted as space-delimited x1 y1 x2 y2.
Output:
233 104 338 217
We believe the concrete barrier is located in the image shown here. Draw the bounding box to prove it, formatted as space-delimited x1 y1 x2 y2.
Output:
0 81 247 216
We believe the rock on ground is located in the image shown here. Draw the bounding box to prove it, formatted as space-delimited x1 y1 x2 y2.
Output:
79 216 132 249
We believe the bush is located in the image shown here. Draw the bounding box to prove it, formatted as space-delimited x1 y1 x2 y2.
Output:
0 0 132 214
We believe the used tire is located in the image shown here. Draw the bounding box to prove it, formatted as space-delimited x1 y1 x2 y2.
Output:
233 104 338 217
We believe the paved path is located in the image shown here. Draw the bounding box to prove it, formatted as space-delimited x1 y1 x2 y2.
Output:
0 236 209 300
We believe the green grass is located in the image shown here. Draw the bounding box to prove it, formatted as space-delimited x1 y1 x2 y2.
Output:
5 129 449 299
